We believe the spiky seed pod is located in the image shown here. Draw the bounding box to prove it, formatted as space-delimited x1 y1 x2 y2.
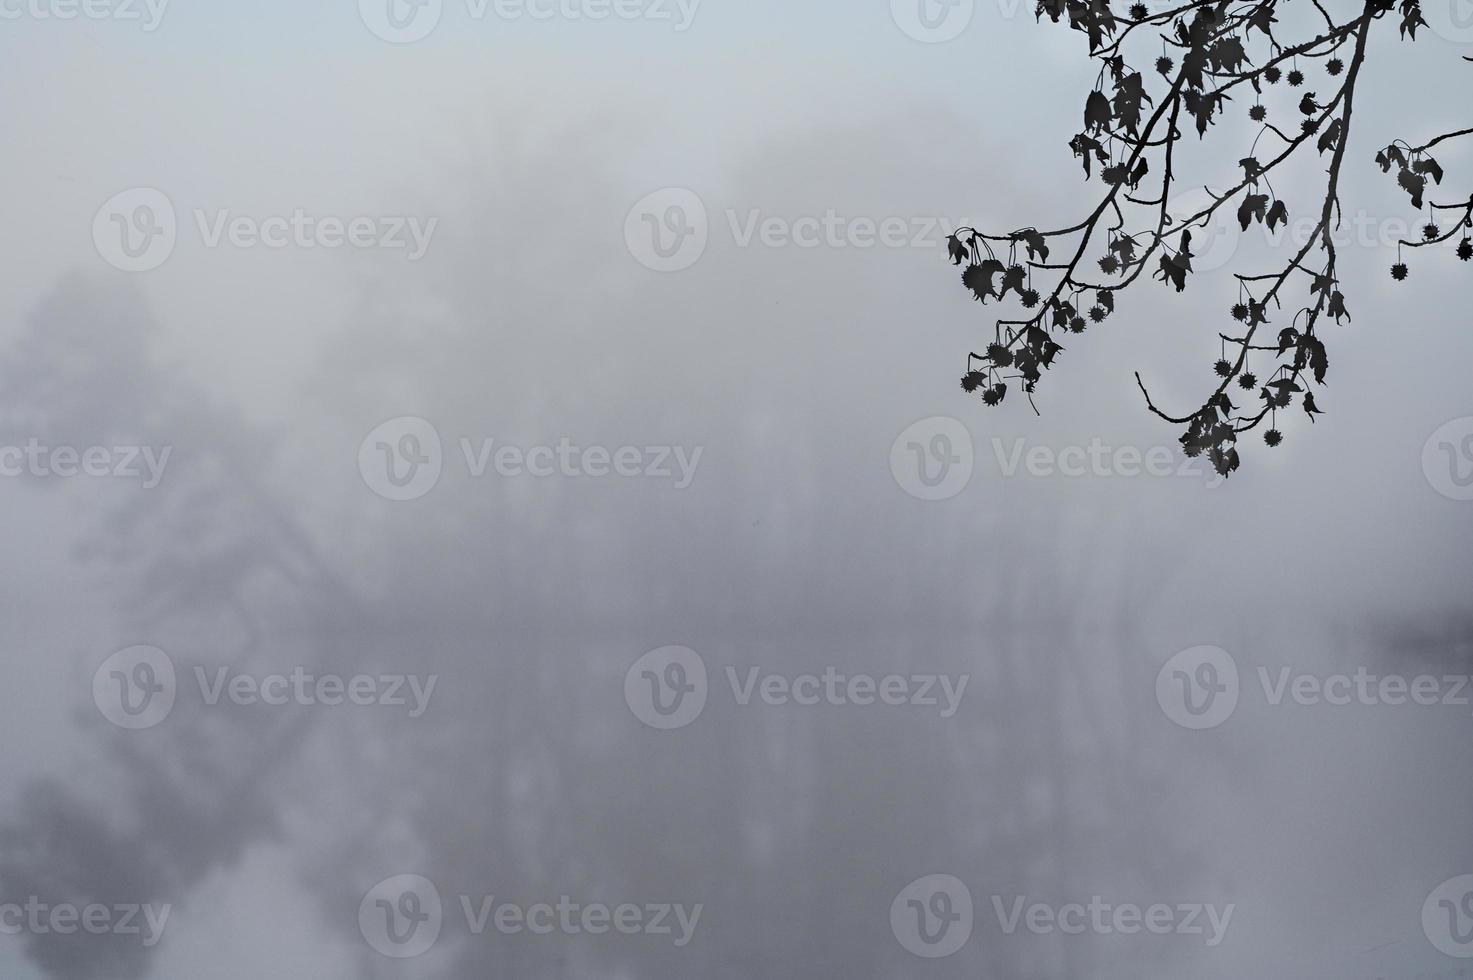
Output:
1089 306 1107 323
1265 65 1282 84
1288 69 1305 86
961 371 987 393
1458 238 1473 262
1265 429 1283 447
1249 104 1267 122
1391 263 1409 281
1231 302 1250 322
1239 373 1258 390
1326 58 1344 76
1423 223 1441 241
1214 359 1233 378
1069 317 1087 333
1021 288 1041 308
1156 56 1174 76
1098 255 1121 275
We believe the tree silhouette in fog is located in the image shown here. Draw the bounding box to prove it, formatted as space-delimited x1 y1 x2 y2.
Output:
947 0 1471 476
0 195 1200 980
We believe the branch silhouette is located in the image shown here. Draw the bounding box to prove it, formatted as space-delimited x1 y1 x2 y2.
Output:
947 0 1469 477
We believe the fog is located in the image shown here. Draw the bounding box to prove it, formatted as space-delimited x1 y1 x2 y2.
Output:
0 2 1471 978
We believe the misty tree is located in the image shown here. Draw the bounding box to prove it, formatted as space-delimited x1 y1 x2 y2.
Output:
947 0 1470 477
0 278 1199 978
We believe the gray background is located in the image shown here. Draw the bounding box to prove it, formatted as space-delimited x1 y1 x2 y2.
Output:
0 1 1471 977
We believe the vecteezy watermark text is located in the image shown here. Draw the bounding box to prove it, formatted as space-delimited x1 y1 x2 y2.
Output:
889 875 1233 958
888 417 1221 502
0 898 171 947
1157 646 1473 730
93 188 438 272
625 646 969 730
623 188 974 272
358 875 701 958
991 437 1223 486
0 0 168 30
93 646 438 730
358 417 703 501
990 895 1234 946
359 0 700 43
0 440 170 488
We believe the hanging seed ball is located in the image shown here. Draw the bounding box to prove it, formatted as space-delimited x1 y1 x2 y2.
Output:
1156 56 1174 76
1265 65 1282 84
1423 223 1442 241
1239 373 1258 390
1089 305 1107 323
1098 255 1121 275
982 387 1003 406
961 372 985 393
1288 69 1305 86
1265 429 1284 447
1458 238 1473 262
1069 316 1087 333
1326 58 1344 76
1021 288 1041 308
1214 359 1234 378
1250 104 1267 122
1129 3 1149 19
1302 119 1320 135
1231 302 1250 322
1391 263 1409 281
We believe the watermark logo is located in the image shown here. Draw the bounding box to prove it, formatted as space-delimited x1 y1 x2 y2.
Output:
1425 0 1473 44
93 188 176 273
891 417 973 501
1167 187 1240 272
891 874 973 958
359 0 442 41
1156 646 1239 730
625 188 708 272
93 645 176 730
359 417 444 501
1423 417 1473 501
360 874 443 958
1424 875 1473 958
890 0 974 43
625 646 707 729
